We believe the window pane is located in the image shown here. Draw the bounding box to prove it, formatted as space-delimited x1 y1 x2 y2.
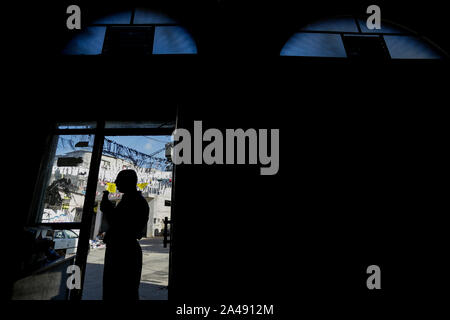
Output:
384 35 443 59
105 120 175 129
133 8 177 24
38 135 94 223
91 11 132 24
61 27 107 55
281 33 347 57
152 26 198 54
342 35 390 59
302 17 359 33
357 19 406 34
101 26 154 56
57 121 97 129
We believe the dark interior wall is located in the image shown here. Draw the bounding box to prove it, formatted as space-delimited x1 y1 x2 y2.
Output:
168 61 448 306
4 118 53 299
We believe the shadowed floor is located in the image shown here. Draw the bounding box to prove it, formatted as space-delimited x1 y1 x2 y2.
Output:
82 237 169 300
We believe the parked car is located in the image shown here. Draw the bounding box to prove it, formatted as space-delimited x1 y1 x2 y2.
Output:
52 229 79 257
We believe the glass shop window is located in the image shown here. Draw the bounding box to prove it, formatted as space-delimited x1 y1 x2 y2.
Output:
34 134 95 223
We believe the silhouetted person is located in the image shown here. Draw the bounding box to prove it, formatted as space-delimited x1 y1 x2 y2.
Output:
100 170 149 300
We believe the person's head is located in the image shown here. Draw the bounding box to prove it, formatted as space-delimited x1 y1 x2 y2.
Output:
115 170 138 193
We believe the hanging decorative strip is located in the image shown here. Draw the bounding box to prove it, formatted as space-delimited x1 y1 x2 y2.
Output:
58 136 171 171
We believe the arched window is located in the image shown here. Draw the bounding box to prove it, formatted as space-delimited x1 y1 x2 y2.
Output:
62 7 197 55
280 15 447 59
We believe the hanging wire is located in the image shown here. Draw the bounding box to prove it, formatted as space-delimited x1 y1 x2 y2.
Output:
57 137 170 171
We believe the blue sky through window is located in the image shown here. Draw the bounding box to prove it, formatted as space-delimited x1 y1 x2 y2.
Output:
106 136 172 157
56 135 172 159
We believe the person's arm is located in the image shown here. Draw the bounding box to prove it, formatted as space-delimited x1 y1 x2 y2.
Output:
136 198 150 239
100 191 116 225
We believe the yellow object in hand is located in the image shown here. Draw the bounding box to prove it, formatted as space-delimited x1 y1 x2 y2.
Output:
106 182 116 193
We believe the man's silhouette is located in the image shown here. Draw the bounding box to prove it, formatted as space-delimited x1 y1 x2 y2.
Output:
100 170 149 300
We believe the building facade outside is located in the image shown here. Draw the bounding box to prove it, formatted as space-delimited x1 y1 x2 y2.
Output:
43 149 172 240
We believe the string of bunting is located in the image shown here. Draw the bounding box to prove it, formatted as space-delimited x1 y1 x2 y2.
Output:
58 137 171 171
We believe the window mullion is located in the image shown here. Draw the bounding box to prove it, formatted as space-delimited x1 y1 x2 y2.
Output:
70 120 105 300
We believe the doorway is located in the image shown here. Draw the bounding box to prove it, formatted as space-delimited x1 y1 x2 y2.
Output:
14 120 175 300
82 134 173 300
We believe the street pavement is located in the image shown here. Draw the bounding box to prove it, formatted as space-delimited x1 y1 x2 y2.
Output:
81 237 169 300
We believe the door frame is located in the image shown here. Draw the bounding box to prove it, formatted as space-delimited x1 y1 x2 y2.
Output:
27 120 176 300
